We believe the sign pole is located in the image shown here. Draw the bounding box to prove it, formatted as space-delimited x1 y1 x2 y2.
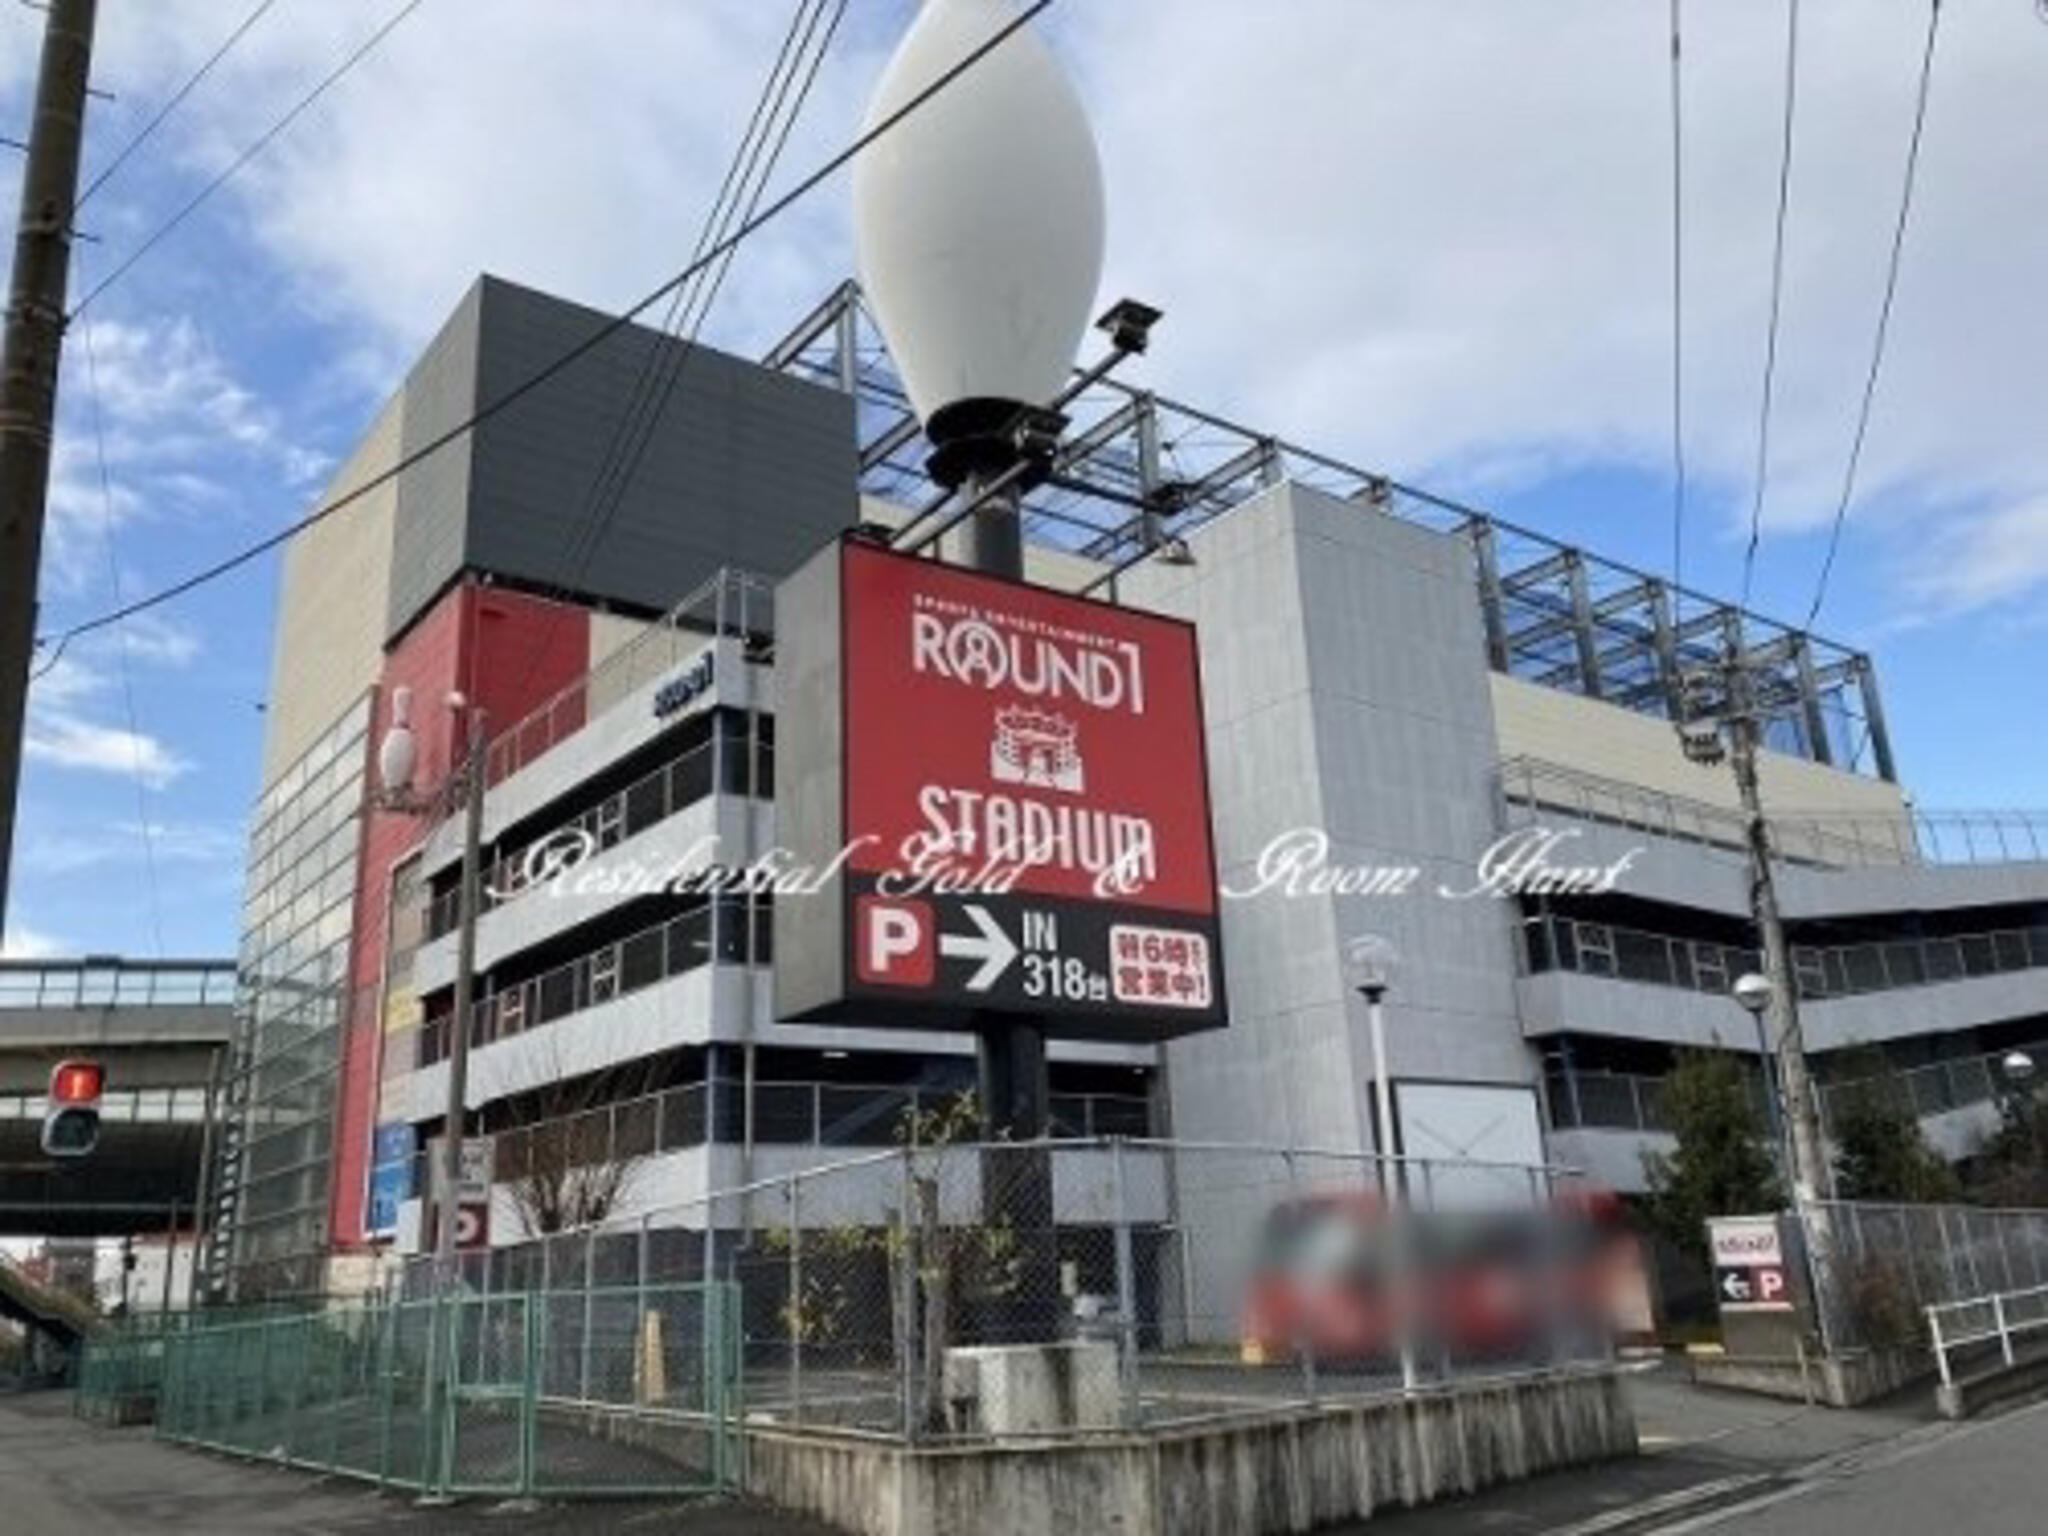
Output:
964 472 1058 1341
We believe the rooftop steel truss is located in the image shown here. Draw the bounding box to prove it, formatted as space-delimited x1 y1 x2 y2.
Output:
764 282 1894 782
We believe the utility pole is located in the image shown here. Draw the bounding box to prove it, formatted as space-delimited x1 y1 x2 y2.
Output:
0 0 97 934
436 712 486 1288
1680 648 1828 1206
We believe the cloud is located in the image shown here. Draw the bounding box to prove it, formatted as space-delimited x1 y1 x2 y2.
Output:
23 616 202 787
1060 0 2048 576
24 714 190 788
1904 496 2048 617
23 0 2048 635
43 312 315 596
22 819 243 876
0 923 69 960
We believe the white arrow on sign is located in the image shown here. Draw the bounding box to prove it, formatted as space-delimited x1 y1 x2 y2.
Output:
939 903 1019 992
1720 1270 1753 1303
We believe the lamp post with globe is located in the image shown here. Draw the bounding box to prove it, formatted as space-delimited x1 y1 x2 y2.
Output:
1732 972 1796 1191
2001 1049 2039 1172
1344 934 1417 1393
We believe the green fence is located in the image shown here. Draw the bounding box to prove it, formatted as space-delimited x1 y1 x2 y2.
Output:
76 1311 228 1424
144 1283 740 1498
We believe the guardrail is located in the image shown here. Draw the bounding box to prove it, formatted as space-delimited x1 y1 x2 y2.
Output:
0 959 237 1009
1499 755 2048 869
0 1086 215 1122
1927 1282 2048 1388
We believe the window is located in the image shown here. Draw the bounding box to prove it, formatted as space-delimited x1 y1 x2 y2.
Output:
497 983 526 1040
1686 942 1722 994
620 928 665 991
669 907 711 974
593 796 624 851
1573 923 1615 977
623 769 666 837
589 945 619 1004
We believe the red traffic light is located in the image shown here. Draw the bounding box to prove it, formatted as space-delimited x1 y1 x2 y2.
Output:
49 1059 103 1104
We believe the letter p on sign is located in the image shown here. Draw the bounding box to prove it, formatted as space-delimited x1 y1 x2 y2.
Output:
857 896 933 987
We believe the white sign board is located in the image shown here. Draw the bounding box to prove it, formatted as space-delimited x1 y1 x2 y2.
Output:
427 1135 496 1204
1708 1215 1784 1269
1392 1081 1547 1209
1708 1214 1794 1312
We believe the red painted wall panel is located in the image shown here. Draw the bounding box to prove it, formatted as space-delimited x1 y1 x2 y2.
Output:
327 581 590 1252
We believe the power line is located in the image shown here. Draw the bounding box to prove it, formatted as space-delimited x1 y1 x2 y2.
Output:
79 312 166 957
33 0 1056 655
1741 0 1800 609
507 0 846 705
70 0 424 318
75 0 279 210
1668 0 1688 603
1804 0 1943 632
512 0 847 704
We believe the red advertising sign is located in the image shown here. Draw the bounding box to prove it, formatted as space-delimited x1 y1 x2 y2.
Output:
831 539 1224 1035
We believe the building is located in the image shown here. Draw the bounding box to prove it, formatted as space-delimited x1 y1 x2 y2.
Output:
204 275 2048 1307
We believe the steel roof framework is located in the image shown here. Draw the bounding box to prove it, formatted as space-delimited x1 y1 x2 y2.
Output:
764 282 1893 782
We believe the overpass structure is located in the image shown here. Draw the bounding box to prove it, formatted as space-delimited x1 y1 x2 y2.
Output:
0 959 234 1238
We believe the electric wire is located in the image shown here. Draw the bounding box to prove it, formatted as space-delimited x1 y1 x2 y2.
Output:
75 0 279 210
507 0 844 705
1667 0 1689 608
1741 0 1800 609
70 0 425 318
80 312 167 956
1804 0 1942 632
31 0 1056 656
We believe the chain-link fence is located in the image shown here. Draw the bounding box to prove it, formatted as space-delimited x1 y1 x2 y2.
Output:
432 1138 1618 1444
1802 1200 2048 1355
136 1282 738 1498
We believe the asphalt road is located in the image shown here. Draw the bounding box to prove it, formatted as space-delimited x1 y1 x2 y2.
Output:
1655 1396 2048 1536
1330 1358 1951 1536
8 1363 2045 1535
0 1391 833 1536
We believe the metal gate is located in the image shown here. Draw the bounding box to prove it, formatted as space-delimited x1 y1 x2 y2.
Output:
151 1282 741 1500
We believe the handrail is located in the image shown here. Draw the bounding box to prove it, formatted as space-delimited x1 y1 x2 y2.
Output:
1927 1280 2048 1389
0 959 237 1009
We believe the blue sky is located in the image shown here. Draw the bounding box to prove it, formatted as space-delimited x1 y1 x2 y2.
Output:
4 0 2046 963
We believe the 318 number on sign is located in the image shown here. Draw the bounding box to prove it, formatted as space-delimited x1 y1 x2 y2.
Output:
1021 953 1108 1002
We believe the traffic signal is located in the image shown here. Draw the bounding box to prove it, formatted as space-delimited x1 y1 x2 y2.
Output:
41 1058 103 1158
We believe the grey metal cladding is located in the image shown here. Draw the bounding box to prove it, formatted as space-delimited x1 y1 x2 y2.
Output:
461 276 857 616
771 538 848 1023
386 280 485 641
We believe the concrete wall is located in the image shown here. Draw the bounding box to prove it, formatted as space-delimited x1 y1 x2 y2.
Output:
261 393 402 787
743 1368 1636 1536
1491 675 1907 821
1128 484 1529 1152
1518 960 2048 1055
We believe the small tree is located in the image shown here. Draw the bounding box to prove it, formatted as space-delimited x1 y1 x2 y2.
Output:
757 1090 1022 1433
1643 1049 1782 1267
1962 1088 2048 1208
502 1055 659 1238
1826 1049 1958 1203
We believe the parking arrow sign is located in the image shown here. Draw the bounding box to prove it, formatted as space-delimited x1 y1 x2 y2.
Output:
939 903 1019 991
1717 1267 1753 1303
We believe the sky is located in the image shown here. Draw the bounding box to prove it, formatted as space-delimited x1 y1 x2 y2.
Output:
1 0 2045 964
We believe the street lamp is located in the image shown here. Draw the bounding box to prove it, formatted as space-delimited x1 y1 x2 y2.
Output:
374 683 487 1292
2001 1050 2039 1166
1344 933 1416 1393
1732 971 1796 1193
